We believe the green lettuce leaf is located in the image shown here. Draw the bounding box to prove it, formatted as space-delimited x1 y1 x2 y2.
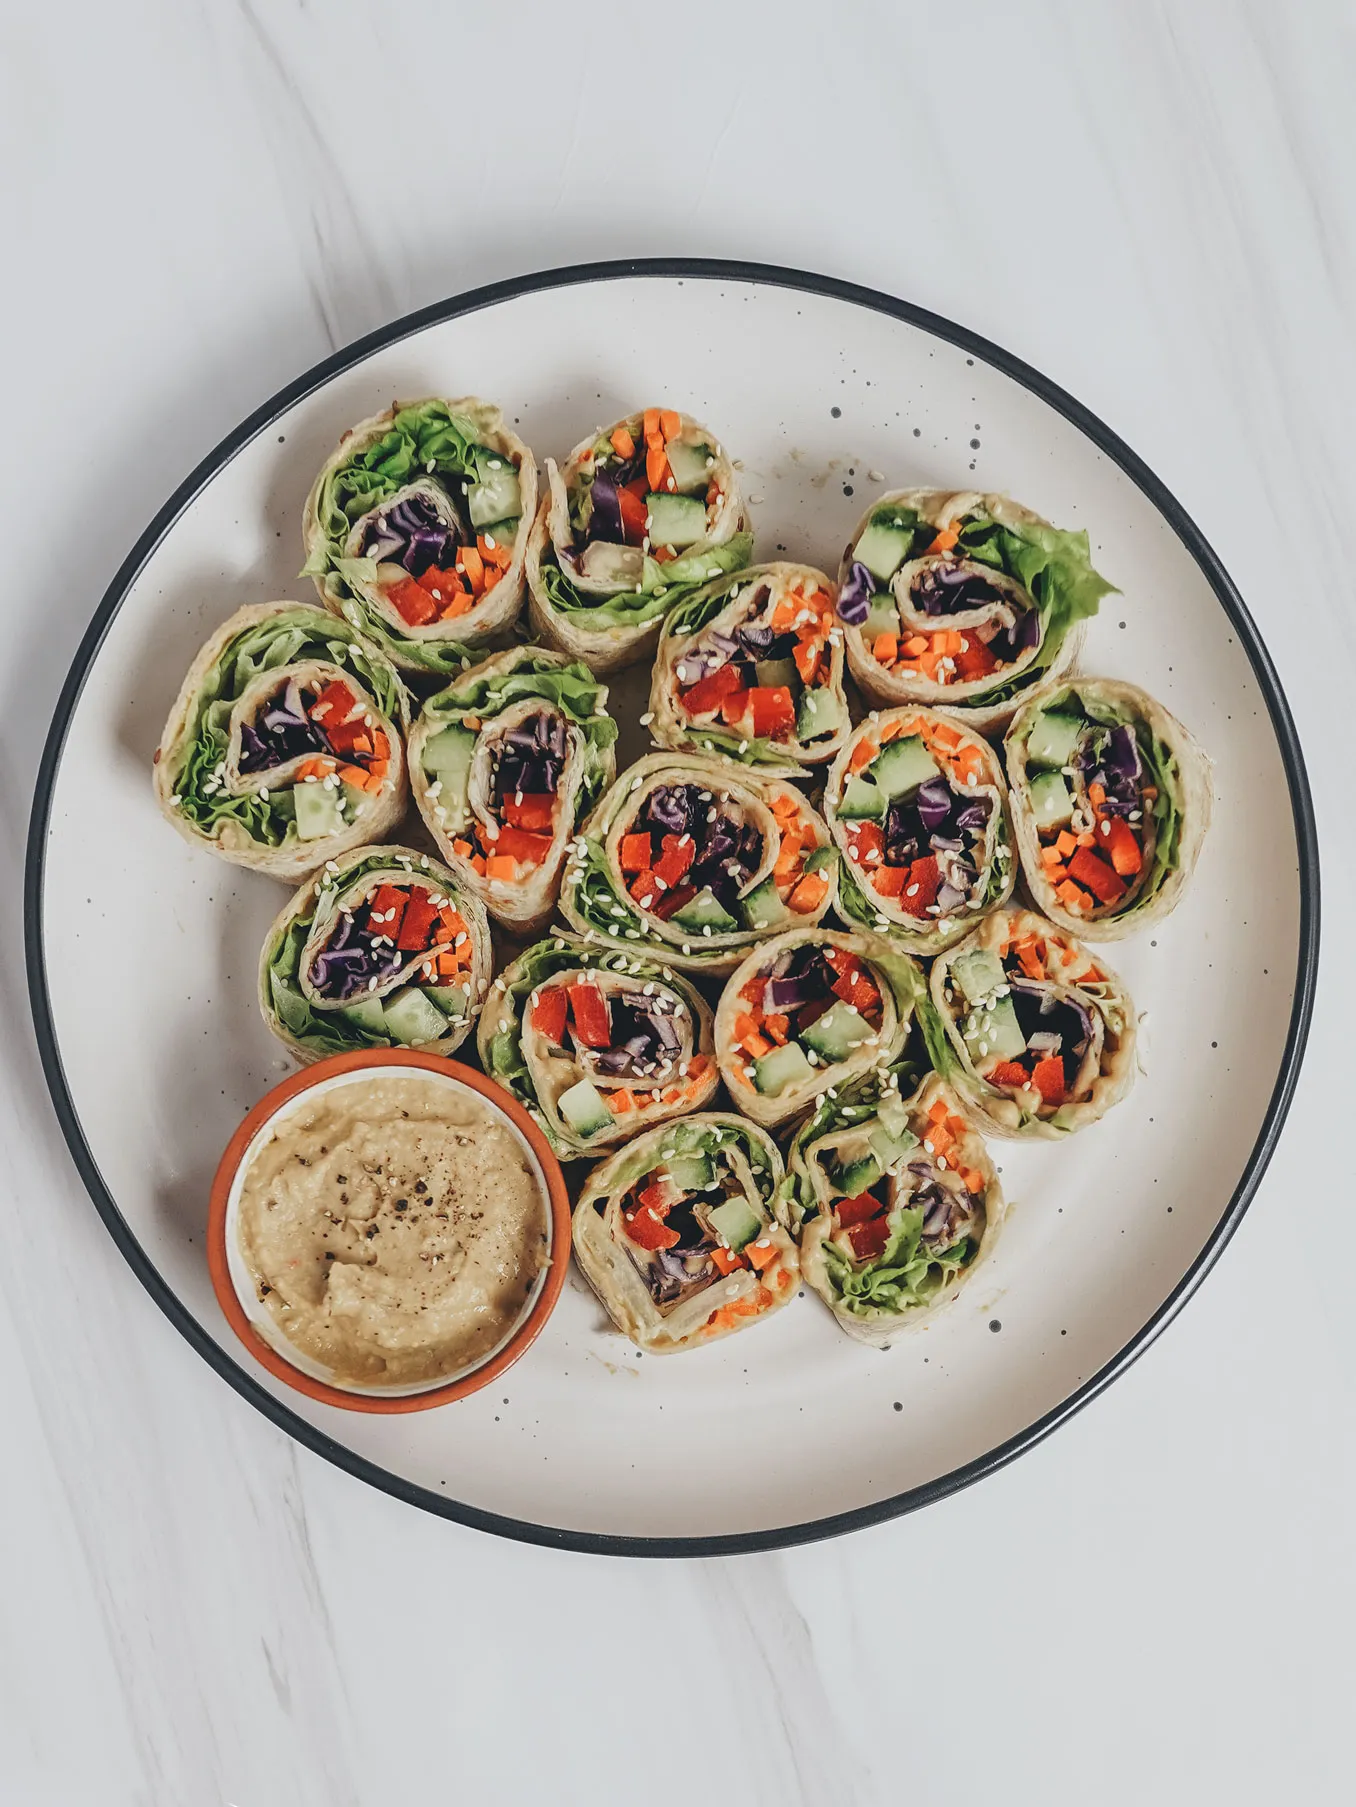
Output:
173 608 404 847
599 1116 778 1206
314 401 480 549
261 849 440 1057
418 649 617 815
953 512 1117 704
538 532 753 627
483 939 709 1151
822 1209 975 1316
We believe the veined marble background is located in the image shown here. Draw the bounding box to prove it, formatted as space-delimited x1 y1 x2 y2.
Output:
2 3 1352 1803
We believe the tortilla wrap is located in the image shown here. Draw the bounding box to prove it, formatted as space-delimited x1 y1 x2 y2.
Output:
925 906 1136 1139
258 843 493 1062
1004 677 1212 940
558 752 838 976
826 705 1016 957
715 927 923 1130
302 396 537 679
572 1114 796 1354
782 1069 1004 1348
477 935 718 1157
525 407 752 674
154 601 408 882
408 645 617 936
835 489 1114 731
648 561 850 773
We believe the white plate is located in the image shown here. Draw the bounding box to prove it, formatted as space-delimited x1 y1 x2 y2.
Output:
27 262 1317 1553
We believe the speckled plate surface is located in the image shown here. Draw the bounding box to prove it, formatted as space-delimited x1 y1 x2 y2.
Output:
26 262 1317 1553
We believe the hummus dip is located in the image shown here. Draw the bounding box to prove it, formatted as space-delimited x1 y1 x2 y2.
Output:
237 1074 549 1389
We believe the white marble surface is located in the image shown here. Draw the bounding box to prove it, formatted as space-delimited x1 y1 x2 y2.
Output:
2 2 1353 1801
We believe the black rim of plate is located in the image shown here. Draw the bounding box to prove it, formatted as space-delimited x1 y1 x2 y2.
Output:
25 259 1321 1557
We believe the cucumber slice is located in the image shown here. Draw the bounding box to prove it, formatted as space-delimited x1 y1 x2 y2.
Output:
382 986 451 1046
477 517 519 550
801 1000 873 1062
740 875 786 932
796 687 844 742
964 994 1026 1065
672 888 739 933
837 1154 883 1197
558 1078 614 1139
708 1195 761 1252
664 441 713 493
868 1121 920 1172
294 782 345 841
421 725 476 783
863 595 899 640
339 994 388 1035
838 775 887 822
855 519 915 583
952 948 1006 1005
869 735 941 798
424 982 469 1020
755 657 799 691
1025 709 1086 768
753 1041 815 1097
664 1153 714 1194
1029 770 1074 831
646 492 706 548
580 542 644 585
467 463 522 528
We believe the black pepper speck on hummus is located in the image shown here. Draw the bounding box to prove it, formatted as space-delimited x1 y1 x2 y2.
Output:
237 1074 549 1388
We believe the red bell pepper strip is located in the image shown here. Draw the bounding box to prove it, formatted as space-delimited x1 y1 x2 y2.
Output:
1067 846 1127 906
529 986 569 1044
1102 815 1143 878
952 636 999 681
899 854 941 917
366 884 407 939
617 486 649 544
501 794 556 833
653 834 695 887
567 984 611 1048
847 1217 891 1260
620 833 654 873
680 662 743 716
491 825 554 867
395 886 439 951
1030 1055 1067 1105
749 686 796 738
623 1204 678 1250
387 576 439 626
835 1192 883 1227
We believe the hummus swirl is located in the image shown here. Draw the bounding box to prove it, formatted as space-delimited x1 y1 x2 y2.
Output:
237 1074 549 1388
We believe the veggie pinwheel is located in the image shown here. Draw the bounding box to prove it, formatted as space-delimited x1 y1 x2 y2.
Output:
1004 678 1211 939
525 406 752 673
408 646 617 935
477 936 718 1157
836 489 1115 729
826 706 1016 956
781 1070 1003 1347
716 928 922 1130
302 396 536 678
154 601 408 881
572 1115 797 1354
259 844 492 1061
926 907 1136 1138
559 753 838 975
648 562 850 771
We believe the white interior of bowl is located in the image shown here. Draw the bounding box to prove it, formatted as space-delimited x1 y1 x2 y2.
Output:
37 273 1302 1541
222 1065 554 1398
